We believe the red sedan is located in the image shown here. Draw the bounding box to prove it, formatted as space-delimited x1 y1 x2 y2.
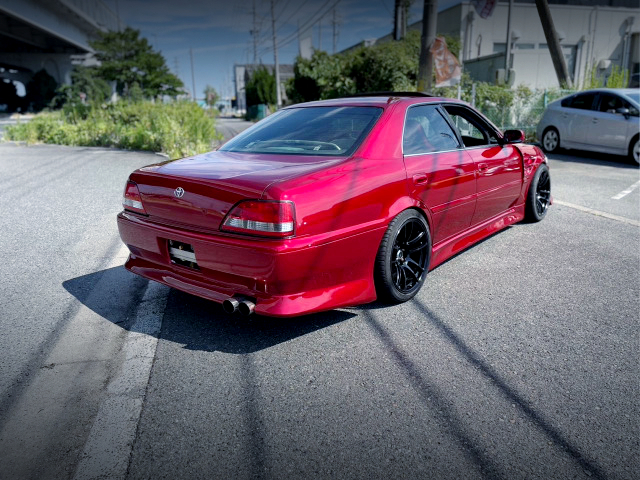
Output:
118 93 550 317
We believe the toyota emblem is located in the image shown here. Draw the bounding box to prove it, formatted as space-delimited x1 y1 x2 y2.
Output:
174 187 185 198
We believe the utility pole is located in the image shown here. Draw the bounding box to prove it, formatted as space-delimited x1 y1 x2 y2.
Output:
318 17 322 51
250 0 259 65
271 0 281 108
332 6 338 54
114 0 121 32
504 0 513 77
534 0 572 88
394 0 407 40
417 0 438 92
190 48 196 101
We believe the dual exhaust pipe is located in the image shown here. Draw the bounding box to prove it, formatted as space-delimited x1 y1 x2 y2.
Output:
222 296 256 316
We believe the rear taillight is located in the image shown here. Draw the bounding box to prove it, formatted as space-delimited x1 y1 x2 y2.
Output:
122 181 147 214
221 200 295 237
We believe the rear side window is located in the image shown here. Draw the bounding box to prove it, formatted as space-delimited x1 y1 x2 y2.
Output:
403 105 460 155
220 106 383 157
567 93 596 110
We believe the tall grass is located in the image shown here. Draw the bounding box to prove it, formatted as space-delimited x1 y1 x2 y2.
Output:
5 101 222 159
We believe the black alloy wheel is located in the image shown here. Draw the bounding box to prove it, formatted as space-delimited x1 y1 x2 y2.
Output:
525 164 551 222
375 210 431 303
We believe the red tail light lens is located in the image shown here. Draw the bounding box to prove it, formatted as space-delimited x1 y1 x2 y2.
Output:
222 200 295 237
122 181 147 214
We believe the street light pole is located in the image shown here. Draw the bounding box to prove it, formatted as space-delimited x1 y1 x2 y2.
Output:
190 48 196 102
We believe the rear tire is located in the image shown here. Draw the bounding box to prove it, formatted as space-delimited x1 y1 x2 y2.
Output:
541 127 560 153
525 164 551 222
375 210 431 303
629 136 639 165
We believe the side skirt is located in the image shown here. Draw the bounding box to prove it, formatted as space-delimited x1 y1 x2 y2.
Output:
429 204 525 270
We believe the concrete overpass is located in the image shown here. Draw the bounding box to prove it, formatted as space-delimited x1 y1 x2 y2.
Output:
0 0 121 95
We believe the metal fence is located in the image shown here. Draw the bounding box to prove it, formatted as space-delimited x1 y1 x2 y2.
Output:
479 89 577 141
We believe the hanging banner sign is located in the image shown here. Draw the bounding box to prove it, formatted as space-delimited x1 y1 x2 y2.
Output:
471 0 497 19
431 37 462 87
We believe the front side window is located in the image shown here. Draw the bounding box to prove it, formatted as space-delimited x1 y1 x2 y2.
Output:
598 94 639 116
403 105 460 155
598 94 624 113
220 106 383 157
442 105 500 147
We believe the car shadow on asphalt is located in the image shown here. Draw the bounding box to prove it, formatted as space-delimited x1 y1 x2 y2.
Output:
358 300 607 480
63 267 355 355
549 149 638 168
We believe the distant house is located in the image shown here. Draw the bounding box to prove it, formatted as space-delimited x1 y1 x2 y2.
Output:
233 64 294 113
343 0 639 89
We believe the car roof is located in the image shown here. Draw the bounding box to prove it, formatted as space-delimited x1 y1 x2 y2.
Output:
286 94 460 109
556 88 639 105
579 88 638 95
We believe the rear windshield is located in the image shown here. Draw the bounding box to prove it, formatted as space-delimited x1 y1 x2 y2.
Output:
220 106 383 156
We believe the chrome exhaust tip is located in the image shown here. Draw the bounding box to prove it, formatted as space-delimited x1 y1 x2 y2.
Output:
222 297 240 314
238 299 255 316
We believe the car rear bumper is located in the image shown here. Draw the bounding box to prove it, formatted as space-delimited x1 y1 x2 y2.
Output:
117 212 383 317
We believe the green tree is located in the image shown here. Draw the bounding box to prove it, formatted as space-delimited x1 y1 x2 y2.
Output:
288 30 461 102
204 85 219 107
52 65 112 108
90 27 182 99
245 66 276 106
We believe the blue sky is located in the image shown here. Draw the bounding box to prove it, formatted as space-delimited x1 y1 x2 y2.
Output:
107 0 460 100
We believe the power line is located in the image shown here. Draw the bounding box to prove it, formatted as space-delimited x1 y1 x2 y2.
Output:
259 0 340 56
275 0 312 31
379 0 392 15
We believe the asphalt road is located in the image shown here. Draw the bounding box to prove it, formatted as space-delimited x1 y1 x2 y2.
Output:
216 117 255 143
0 138 638 480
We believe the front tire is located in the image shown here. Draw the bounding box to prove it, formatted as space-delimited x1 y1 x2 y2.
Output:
541 127 560 153
525 164 551 222
375 210 431 303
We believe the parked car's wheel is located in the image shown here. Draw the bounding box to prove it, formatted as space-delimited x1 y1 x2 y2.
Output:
541 127 560 153
375 210 431 303
630 135 639 165
525 164 551 222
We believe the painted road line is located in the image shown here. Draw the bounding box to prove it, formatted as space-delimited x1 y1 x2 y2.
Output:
73 279 168 480
0 243 141 479
611 179 640 200
554 200 640 227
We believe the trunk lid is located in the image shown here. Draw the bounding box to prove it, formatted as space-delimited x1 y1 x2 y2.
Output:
130 150 340 232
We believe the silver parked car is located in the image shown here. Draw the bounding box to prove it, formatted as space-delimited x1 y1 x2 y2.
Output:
537 88 640 164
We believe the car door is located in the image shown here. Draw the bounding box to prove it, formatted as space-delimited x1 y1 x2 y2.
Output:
442 104 523 227
402 104 476 245
562 92 597 147
587 93 636 154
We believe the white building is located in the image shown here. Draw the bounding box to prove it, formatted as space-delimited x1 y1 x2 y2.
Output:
363 0 640 89
450 0 639 89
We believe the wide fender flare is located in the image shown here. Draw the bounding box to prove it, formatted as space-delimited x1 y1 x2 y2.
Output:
384 197 434 237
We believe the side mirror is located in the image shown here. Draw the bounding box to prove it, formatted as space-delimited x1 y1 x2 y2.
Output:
616 107 630 119
502 129 525 144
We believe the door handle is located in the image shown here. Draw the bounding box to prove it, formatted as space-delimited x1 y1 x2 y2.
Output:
413 174 428 184
478 163 488 173
592 118 598 123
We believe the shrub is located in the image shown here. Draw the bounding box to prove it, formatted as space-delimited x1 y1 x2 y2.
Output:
5 100 222 159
